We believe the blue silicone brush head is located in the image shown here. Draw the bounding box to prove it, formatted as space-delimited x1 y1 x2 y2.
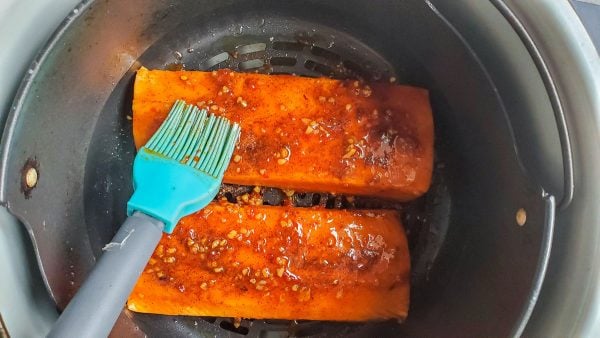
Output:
127 100 240 233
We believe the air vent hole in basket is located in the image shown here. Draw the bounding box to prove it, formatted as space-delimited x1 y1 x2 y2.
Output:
272 41 306 51
303 60 336 77
269 56 297 66
310 45 342 63
239 59 265 70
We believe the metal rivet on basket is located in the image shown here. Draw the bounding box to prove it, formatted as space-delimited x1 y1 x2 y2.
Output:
21 158 40 199
25 167 38 188
516 208 527 226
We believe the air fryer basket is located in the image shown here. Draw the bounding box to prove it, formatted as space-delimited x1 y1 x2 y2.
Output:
0 0 565 337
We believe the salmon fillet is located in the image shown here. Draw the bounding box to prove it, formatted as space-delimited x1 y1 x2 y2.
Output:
132 68 434 200
127 202 410 321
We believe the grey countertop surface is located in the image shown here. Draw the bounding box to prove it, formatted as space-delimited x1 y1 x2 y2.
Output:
572 0 600 51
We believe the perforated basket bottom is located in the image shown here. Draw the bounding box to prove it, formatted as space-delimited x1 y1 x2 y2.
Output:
110 13 449 338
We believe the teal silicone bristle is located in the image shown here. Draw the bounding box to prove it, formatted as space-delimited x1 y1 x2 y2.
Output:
144 100 241 178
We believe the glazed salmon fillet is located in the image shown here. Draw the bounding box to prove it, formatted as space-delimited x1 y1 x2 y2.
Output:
127 202 410 321
132 68 434 200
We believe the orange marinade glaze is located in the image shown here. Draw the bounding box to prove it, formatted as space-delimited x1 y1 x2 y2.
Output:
132 68 434 200
128 202 410 321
